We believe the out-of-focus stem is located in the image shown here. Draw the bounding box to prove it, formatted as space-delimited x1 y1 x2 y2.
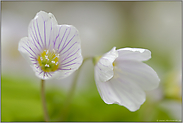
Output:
41 79 49 122
60 57 92 121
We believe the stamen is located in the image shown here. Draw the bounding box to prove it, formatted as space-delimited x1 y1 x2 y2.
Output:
46 50 49 54
45 64 49 67
113 62 116 67
37 49 60 72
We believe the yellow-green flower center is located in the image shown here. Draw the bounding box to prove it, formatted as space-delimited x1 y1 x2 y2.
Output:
37 49 60 72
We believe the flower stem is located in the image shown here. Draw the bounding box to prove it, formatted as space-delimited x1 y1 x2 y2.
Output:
59 57 92 121
41 79 49 122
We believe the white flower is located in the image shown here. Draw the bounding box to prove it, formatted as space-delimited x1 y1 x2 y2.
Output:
94 47 160 111
18 11 83 80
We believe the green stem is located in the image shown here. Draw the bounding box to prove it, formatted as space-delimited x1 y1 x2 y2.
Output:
59 57 92 121
41 79 49 122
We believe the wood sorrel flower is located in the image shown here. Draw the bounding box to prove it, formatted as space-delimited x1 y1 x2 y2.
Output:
94 47 160 111
18 11 83 80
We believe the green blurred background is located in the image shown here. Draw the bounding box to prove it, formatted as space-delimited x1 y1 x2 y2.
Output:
1 1 182 122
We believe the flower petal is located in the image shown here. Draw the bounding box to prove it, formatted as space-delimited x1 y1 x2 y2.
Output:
28 11 57 50
117 48 151 61
50 25 83 79
96 47 118 82
95 66 146 111
18 37 48 79
18 37 38 66
115 60 160 91
48 12 58 26
32 65 53 80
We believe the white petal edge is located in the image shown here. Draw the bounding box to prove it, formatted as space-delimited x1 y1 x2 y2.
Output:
96 47 118 82
115 60 160 91
117 48 151 61
48 12 58 26
28 11 58 51
18 37 37 66
95 66 146 111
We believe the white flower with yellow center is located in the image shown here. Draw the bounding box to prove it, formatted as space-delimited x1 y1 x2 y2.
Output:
94 47 160 111
18 11 83 79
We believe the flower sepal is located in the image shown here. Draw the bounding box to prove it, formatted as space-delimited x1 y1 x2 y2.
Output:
92 56 102 66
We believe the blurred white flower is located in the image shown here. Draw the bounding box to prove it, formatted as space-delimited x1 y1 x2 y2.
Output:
94 47 160 111
18 11 83 80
